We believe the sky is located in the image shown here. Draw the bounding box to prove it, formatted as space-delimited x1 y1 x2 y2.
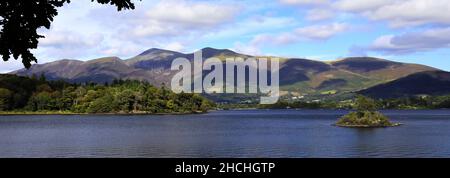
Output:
2 0 450 72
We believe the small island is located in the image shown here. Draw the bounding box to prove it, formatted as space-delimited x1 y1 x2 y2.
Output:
335 96 401 128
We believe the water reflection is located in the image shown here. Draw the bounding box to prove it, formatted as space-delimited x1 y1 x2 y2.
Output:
0 109 450 157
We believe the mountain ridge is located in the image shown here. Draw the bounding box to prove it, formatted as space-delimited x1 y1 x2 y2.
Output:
10 47 442 98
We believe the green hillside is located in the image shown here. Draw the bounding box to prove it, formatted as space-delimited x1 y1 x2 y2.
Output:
10 48 441 102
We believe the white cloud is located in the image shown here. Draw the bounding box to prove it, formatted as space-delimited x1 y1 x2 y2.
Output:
295 23 348 40
280 0 330 6
256 23 348 45
99 40 186 57
252 32 299 46
131 21 179 37
282 0 450 28
360 27 450 55
91 0 242 58
365 0 450 27
100 41 144 57
250 23 348 46
36 29 105 59
146 1 238 27
129 0 240 38
334 0 450 28
0 60 27 73
67 0 241 51
39 30 104 49
203 16 296 40
281 0 450 56
31 0 241 61
233 42 262 56
163 41 185 52
235 22 349 55
306 9 334 21
334 0 394 12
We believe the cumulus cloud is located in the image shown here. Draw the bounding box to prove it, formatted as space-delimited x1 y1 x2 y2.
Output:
253 23 348 45
88 0 242 58
46 0 242 59
337 0 450 56
0 60 27 73
130 21 179 37
306 9 334 21
37 30 105 59
251 33 292 46
295 23 348 40
146 1 238 27
334 0 450 28
363 0 450 27
279 0 330 6
334 0 394 12
281 0 450 56
129 0 240 38
233 23 348 55
39 30 104 49
100 41 145 57
282 0 450 28
162 41 185 52
332 0 450 28
356 27 450 55
4 0 449 73
204 16 296 40
233 42 262 56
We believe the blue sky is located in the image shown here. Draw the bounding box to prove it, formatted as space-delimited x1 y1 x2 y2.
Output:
2 0 450 72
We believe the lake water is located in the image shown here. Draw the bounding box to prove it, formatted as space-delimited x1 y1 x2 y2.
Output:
1 109 450 158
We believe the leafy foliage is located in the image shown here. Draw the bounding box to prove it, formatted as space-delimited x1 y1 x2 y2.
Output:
379 95 450 109
0 74 215 114
336 111 392 127
253 94 450 110
258 100 325 109
354 95 378 111
0 0 136 68
336 95 398 127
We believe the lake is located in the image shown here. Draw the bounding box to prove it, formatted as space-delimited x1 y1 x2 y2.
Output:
1 109 450 158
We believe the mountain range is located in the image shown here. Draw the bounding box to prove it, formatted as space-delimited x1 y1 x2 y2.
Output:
11 47 450 99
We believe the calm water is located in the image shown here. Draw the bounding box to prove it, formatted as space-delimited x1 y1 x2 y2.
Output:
1 109 450 158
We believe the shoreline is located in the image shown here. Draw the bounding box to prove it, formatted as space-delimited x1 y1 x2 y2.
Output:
0 110 208 116
223 108 450 111
334 123 403 128
1 108 450 116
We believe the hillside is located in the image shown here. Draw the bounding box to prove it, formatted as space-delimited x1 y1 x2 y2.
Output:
11 48 439 99
331 57 438 81
359 71 450 98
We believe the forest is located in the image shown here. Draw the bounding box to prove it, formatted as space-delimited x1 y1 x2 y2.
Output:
258 95 450 110
0 74 215 114
1 74 450 114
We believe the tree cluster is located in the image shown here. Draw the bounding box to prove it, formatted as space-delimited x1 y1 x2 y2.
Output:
0 74 215 113
336 95 396 127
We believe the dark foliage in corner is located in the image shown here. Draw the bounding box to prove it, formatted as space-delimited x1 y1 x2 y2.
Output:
0 0 136 68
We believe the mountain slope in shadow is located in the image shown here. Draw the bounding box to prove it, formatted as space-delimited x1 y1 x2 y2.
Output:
359 71 450 98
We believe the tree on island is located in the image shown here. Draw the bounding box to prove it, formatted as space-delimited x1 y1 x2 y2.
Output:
0 0 137 68
336 95 400 128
